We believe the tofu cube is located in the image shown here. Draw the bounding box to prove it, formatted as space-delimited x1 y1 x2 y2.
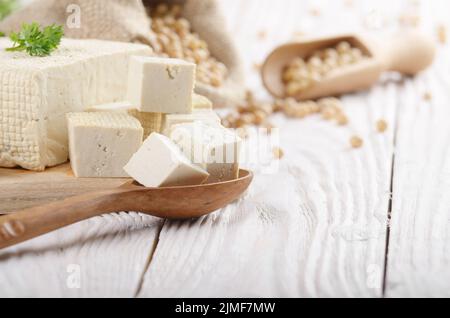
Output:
67 112 143 178
162 110 222 136
128 109 163 140
192 94 213 110
87 102 163 140
169 122 242 183
124 133 209 188
127 56 196 114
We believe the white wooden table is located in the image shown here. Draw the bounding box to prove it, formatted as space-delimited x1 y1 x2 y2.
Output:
1 0 449 298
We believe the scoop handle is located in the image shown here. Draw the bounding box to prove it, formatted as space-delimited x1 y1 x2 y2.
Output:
382 32 436 75
0 189 126 250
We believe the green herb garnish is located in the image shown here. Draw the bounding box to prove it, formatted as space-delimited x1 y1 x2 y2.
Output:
6 22 64 57
0 0 17 21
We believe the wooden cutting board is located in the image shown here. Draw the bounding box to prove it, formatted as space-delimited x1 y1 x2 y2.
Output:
0 164 130 214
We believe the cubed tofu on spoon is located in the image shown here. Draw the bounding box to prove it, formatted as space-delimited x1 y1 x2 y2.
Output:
0 170 253 250
262 32 436 100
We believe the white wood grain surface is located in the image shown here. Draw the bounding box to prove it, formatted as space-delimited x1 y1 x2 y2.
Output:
0 213 163 297
1 0 449 298
386 49 450 297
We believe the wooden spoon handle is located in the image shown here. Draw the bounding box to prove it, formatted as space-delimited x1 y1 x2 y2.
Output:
0 189 125 250
383 32 436 75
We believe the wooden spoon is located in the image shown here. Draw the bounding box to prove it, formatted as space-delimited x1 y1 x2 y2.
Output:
262 32 436 100
0 170 253 250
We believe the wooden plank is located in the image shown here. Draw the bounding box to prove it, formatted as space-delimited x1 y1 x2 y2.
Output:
381 0 450 298
137 0 395 297
0 212 163 297
385 54 450 297
0 164 129 214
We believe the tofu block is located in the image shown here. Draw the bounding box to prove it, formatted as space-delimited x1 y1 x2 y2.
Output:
162 110 222 136
67 112 143 178
192 94 213 110
86 102 133 113
127 56 196 114
0 38 151 171
169 122 242 183
124 133 209 188
128 109 163 140
87 102 163 140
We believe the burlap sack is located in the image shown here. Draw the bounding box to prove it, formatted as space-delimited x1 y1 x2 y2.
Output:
0 0 245 108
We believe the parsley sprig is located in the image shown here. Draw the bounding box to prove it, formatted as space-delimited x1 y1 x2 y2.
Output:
6 22 64 57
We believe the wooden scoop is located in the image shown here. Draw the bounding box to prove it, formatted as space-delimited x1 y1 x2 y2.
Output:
262 32 436 100
0 170 253 250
